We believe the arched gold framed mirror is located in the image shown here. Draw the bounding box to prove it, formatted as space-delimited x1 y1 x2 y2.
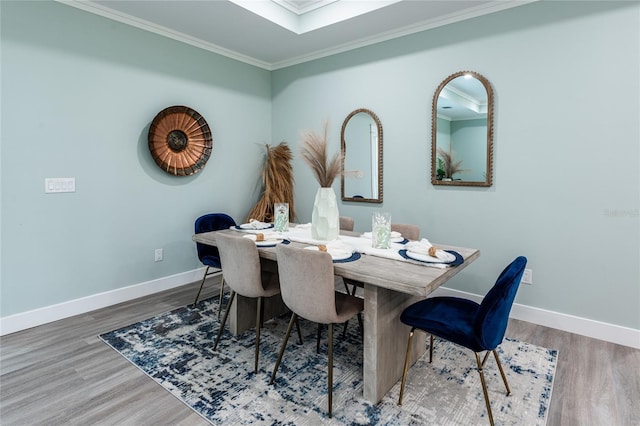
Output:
431 71 494 187
341 108 383 203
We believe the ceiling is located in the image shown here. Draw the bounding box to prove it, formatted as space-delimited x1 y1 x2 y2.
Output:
61 0 535 70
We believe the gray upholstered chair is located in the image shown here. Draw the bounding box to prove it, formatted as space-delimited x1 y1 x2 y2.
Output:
270 244 364 418
212 232 281 373
339 216 354 231
391 223 420 241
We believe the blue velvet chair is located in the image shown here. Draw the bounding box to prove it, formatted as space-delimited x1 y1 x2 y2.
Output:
193 213 237 316
397 256 527 426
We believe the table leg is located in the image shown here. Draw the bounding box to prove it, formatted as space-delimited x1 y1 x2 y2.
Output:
362 284 425 403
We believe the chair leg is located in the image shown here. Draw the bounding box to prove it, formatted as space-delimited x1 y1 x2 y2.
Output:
475 352 495 426
317 323 323 353
217 276 225 319
397 328 415 406
213 291 236 350
429 334 434 363
270 313 297 385
327 323 334 418
493 349 511 395
294 316 304 345
254 297 263 373
341 279 362 338
193 266 210 306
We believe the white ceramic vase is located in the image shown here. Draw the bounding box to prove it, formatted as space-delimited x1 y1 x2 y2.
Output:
311 187 339 241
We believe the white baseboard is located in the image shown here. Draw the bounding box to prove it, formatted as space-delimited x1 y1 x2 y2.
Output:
2 273 638 349
0 267 218 336
430 287 640 350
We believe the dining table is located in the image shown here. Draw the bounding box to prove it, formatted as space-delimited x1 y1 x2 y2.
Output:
192 224 480 404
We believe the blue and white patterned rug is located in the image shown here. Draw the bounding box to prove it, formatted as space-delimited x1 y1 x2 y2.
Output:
99 295 557 425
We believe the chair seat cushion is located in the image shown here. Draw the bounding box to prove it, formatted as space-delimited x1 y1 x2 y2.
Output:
334 292 364 324
400 297 483 352
201 255 222 268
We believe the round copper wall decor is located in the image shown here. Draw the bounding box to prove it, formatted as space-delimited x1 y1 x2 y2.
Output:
148 105 212 176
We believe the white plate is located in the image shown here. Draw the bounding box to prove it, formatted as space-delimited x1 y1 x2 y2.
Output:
405 250 450 263
391 236 405 243
238 223 273 230
304 246 353 261
255 239 283 247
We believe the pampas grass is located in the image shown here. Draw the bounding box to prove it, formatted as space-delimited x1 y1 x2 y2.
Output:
300 121 342 188
246 142 295 223
437 147 464 179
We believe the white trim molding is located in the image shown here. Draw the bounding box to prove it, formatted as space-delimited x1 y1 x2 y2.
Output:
2 273 638 349
430 287 640 350
0 267 215 336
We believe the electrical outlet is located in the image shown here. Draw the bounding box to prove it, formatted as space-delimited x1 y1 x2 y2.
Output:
522 268 532 284
154 248 163 262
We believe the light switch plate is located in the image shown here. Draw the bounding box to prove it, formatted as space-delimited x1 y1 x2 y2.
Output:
45 178 75 193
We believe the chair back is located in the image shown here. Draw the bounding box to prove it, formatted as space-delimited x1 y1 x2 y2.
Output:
195 213 237 265
339 216 354 231
276 244 340 324
391 223 420 241
215 232 264 298
474 256 527 350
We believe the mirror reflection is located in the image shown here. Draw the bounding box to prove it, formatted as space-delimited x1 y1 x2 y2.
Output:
341 108 383 203
432 71 493 187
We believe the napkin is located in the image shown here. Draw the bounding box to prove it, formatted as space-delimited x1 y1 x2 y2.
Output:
304 241 354 260
294 223 312 229
244 218 271 229
405 239 456 262
242 233 283 242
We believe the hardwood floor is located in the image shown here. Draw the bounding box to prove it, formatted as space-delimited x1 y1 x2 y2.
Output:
1 276 639 425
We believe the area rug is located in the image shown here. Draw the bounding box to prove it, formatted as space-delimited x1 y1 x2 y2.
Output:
99 295 557 425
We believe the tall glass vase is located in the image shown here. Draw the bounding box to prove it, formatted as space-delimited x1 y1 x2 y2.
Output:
311 187 339 241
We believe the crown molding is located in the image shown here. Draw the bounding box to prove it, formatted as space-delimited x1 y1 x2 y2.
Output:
56 1 538 74
56 0 273 70
269 0 538 69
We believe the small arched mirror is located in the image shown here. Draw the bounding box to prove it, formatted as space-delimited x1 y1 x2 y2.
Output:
341 108 383 203
432 71 494 187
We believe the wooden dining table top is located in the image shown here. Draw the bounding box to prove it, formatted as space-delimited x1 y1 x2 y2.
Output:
192 227 480 297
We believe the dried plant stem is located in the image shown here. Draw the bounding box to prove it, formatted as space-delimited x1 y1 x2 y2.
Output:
437 147 464 179
300 121 342 188
246 142 295 223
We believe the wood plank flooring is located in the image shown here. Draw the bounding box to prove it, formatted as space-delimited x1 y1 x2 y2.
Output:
1 275 639 425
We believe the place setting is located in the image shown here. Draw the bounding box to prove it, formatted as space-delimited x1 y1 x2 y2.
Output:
237 205 291 247
303 243 361 263
344 212 464 268
242 233 289 247
399 239 464 267
233 218 274 232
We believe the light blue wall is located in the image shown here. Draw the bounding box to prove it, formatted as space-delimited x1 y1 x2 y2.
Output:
1 1 638 331
272 1 640 329
1 1 271 316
